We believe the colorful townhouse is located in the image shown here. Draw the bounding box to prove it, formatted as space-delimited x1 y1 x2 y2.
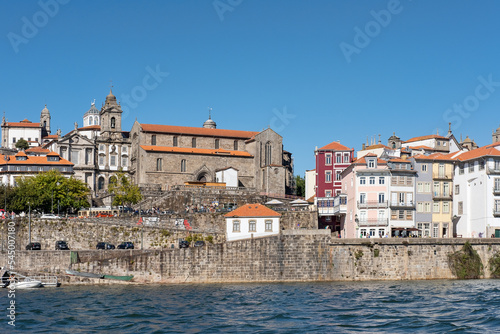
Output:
452 142 500 237
315 141 354 231
411 155 434 237
341 154 390 238
387 158 417 236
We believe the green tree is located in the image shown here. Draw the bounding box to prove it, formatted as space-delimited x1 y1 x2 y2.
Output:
108 169 142 209
11 170 89 213
295 175 305 197
15 138 29 150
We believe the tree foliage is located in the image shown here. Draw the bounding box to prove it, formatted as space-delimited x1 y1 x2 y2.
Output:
448 242 484 279
15 138 29 150
295 175 305 197
10 170 89 213
108 169 142 208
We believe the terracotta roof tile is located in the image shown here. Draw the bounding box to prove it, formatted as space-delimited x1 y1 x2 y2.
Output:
224 203 281 218
319 141 352 151
25 146 50 154
408 145 434 150
6 121 41 128
78 125 101 131
140 123 258 139
363 144 390 150
453 143 500 161
140 145 253 157
403 135 447 144
0 153 72 166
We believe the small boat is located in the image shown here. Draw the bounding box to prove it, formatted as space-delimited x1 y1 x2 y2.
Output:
1 270 43 289
103 274 134 281
65 269 104 279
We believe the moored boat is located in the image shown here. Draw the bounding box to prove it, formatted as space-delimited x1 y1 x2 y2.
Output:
65 269 104 279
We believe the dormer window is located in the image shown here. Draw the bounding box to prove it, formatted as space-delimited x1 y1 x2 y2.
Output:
15 156 27 161
367 159 376 168
47 155 60 162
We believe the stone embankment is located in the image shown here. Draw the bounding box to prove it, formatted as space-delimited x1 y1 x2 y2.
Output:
7 229 500 284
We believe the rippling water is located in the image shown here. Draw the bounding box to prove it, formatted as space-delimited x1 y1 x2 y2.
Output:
2 280 500 333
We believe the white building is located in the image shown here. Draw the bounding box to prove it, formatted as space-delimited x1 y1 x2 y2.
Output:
224 203 281 241
215 167 238 187
453 142 500 238
305 169 315 201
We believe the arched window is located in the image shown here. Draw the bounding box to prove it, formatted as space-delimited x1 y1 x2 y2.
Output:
215 139 220 149
156 158 162 171
392 142 396 149
109 176 117 186
181 159 186 172
111 117 116 129
265 141 272 166
98 177 105 190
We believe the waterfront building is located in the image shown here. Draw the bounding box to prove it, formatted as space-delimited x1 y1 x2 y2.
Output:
341 154 390 238
224 203 281 241
410 155 434 237
0 151 73 186
129 119 293 195
387 158 417 237
1 105 54 149
314 141 354 231
452 142 500 238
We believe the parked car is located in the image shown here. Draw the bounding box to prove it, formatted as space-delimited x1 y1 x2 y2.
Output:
96 242 115 250
193 241 205 247
179 240 190 248
117 242 134 249
41 214 61 219
55 240 70 250
26 242 41 250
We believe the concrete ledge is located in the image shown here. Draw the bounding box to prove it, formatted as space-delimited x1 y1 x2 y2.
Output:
282 229 331 236
330 238 500 246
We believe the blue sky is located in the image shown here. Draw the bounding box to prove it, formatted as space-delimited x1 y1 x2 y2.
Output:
2 1 500 177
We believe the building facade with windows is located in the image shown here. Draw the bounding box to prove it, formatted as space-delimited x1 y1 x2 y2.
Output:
453 143 500 238
314 141 354 230
387 158 417 236
411 155 434 237
129 120 293 195
0 151 73 186
224 203 281 241
341 154 390 238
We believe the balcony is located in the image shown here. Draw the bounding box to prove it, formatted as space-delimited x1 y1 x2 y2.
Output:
358 218 389 227
357 200 388 209
389 201 416 209
493 188 500 196
317 195 347 216
494 209 500 217
487 166 500 175
432 172 452 180
433 192 452 200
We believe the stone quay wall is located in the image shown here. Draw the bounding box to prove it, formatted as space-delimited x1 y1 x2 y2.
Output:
0 211 317 252
8 231 500 284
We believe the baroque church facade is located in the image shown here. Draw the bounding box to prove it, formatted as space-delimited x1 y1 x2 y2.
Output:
1 89 294 200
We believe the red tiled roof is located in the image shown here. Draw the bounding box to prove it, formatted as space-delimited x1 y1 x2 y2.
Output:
47 151 60 156
25 146 50 154
0 153 72 166
403 135 447 144
354 155 387 165
408 145 434 150
363 144 391 150
224 203 281 218
15 151 27 157
43 134 58 139
453 143 500 161
140 145 253 157
6 120 41 128
78 125 101 131
412 153 457 161
388 158 411 163
140 123 258 139
319 141 352 151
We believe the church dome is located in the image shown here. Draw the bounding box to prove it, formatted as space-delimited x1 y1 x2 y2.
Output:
203 118 216 129
105 88 118 106
41 104 50 115
84 101 99 117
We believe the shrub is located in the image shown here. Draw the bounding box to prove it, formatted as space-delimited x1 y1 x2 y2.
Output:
488 252 500 278
448 242 484 279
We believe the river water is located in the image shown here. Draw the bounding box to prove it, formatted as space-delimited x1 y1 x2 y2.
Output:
2 280 500 333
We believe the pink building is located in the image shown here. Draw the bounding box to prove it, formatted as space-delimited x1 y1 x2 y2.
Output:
341 154 390 238
315 141 354 231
